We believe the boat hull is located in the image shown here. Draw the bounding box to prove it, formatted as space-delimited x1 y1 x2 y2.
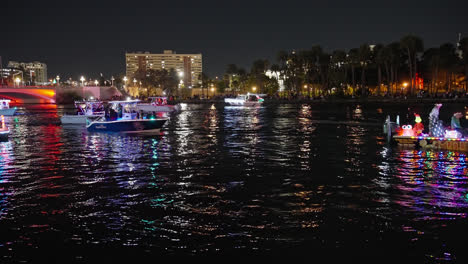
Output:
61 115 102 124
0 108 16 116
87 119 167 133
393 136 468 152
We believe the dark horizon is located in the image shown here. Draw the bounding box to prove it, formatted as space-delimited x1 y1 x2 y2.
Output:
1 0 467 81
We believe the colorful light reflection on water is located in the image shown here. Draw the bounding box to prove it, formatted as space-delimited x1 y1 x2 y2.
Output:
0 103 468 262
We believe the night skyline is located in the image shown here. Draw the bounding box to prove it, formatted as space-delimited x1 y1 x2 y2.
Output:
2 0 467 80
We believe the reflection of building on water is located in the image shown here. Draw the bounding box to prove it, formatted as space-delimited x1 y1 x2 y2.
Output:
0 141 14 219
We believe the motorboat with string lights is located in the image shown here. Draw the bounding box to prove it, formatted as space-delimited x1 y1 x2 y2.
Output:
86 99 168 133
224 93 265 106
0 115 9 141
384 104 468 152
61 100 105 124
0 100 17 116
136 96 181 113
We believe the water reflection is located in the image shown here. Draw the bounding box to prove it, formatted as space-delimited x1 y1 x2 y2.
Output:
391 149 468 219
0 141 14 219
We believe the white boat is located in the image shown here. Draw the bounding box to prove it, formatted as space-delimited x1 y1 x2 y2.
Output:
136 97 181 113
224 93 265 106
0 100 17 116
61 100 105 124
87 99 168 133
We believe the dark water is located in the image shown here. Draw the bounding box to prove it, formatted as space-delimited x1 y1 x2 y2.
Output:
0 102 467 262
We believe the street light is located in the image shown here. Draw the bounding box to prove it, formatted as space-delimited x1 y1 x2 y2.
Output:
252 86 257 92
123 76 128 90
15 77 21 87
80 76 85 86
133 78 137 86
56 75 60 85
211 87 215 97
94 80 98 86
111 76 115 86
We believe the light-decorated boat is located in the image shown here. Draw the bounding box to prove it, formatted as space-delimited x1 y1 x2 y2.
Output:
61 100 105 124
136 97 181 113
0 100 17 116
0 115 9 141
384 115 468 152
86 99 167 133
224 93 265 106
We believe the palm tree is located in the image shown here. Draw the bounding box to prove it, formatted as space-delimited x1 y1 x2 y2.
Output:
347 48 359 92
438 43 459 92
358 43 371 94
400 35 424 94
331 50 347 94
372 44 385 95
460 37 468 92
422 47 440 95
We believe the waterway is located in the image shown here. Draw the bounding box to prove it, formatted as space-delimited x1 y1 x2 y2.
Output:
0 102 467 262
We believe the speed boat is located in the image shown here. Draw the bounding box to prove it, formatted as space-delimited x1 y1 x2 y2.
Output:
87 99 167 133
0 100 17 116
224 93 264 106
61 100 105 124
136 97 181 113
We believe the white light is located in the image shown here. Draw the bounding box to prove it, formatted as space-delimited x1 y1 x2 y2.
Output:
126 97 131 101
90 96 94 100
178 71 184 77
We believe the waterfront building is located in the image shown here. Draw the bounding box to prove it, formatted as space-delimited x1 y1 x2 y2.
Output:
7 61 48 84
125 50 202 88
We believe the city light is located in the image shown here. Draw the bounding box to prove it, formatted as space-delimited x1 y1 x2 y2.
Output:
94 80 98 86
252 86 257 92
80 76 85 86
15 78 21 86
403 82 408 87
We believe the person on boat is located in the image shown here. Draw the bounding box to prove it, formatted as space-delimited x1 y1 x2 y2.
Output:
429 103 444 137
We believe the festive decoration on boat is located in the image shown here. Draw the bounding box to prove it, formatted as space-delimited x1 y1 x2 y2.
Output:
445 129 461 139
413 114 424 135
400 125 415 137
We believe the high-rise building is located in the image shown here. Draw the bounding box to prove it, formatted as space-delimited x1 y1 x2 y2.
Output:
7 61 48 84
125 50 202 88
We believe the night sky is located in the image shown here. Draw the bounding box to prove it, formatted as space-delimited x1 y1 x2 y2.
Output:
1 0 467 80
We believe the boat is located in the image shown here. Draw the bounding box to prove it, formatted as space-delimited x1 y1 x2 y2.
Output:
136 97 181 113
0 100 17 116
61 100 105 124
384 115 468 152
0 115 9 141
224 93 264 106
86 99 168 133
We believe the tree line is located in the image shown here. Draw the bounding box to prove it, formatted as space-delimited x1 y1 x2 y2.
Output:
214 35 468 97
